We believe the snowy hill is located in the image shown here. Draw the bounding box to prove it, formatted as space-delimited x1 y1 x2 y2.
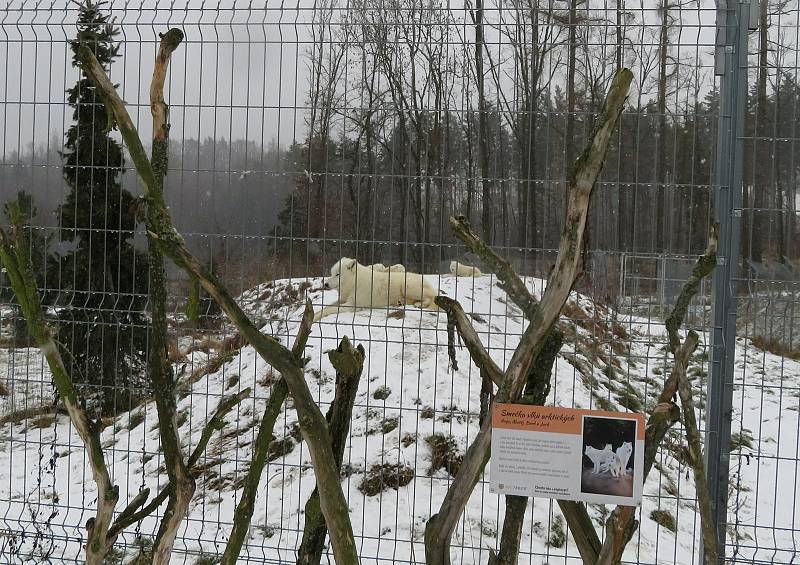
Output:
0 274 797 564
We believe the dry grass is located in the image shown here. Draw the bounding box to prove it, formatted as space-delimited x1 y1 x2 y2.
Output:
167 339 188 363
358 463 415 496
425 433 463 477
752 335 800 361
185 335 223 355
0 405 56 427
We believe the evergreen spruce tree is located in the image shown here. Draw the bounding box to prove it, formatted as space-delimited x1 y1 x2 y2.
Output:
56 0 148 415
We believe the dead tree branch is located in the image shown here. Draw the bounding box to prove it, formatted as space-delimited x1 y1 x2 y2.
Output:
298 336 365 565
665 224 719 354
138 29 197 565
76 40 359 565
424 68 633 565
0 205 118 565
221 305 314 565
675 332 718 564
447 218 600 562
597 224 718 565
435 296 503 386
489 329 564 565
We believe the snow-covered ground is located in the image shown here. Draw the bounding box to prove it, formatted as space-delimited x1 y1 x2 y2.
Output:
0 275 798 564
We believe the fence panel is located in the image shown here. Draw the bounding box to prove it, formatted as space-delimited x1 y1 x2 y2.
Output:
0 1 796 563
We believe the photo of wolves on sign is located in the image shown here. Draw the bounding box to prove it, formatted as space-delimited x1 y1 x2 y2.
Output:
580 416 637 498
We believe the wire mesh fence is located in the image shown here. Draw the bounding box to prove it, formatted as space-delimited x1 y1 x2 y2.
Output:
0 0 797 563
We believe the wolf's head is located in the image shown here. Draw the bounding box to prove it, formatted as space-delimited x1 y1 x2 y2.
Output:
323 257 358 290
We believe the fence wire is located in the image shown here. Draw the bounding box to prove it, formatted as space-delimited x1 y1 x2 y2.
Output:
0 0 797 563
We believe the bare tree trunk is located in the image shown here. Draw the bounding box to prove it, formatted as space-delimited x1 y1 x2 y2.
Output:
475 0 493 244
565 0 579 179
466 112 476 224
616 0 624 71
656 0 670 253
297 337 365 565
146 30 197 565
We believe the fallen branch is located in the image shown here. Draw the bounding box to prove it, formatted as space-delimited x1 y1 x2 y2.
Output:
424 68 633 565
77 39 359 565
298 336 365 565
0 205 118 565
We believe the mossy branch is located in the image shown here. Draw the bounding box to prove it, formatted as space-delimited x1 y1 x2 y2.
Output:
665 223 718 354
0 209 118 565
425 68 633 565
298 336 365 564
598 226 718 565
139 29 194 565
221 303 315 565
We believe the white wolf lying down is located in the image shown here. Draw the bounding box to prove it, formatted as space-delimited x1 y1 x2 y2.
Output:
450 261 482 277
370 263 406 272
313 257 438 322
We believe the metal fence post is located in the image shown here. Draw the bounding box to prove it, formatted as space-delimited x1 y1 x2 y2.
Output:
705 0 751 561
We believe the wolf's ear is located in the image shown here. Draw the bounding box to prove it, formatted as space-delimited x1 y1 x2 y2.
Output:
342 258 357 270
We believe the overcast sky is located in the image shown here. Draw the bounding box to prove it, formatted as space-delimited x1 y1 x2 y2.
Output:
0 0 746 164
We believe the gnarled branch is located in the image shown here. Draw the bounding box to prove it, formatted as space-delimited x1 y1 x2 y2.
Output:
0 206 118 565
424 68 633 565
77 41 359 565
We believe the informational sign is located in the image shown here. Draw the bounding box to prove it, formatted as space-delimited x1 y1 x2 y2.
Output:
490 404 645 506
